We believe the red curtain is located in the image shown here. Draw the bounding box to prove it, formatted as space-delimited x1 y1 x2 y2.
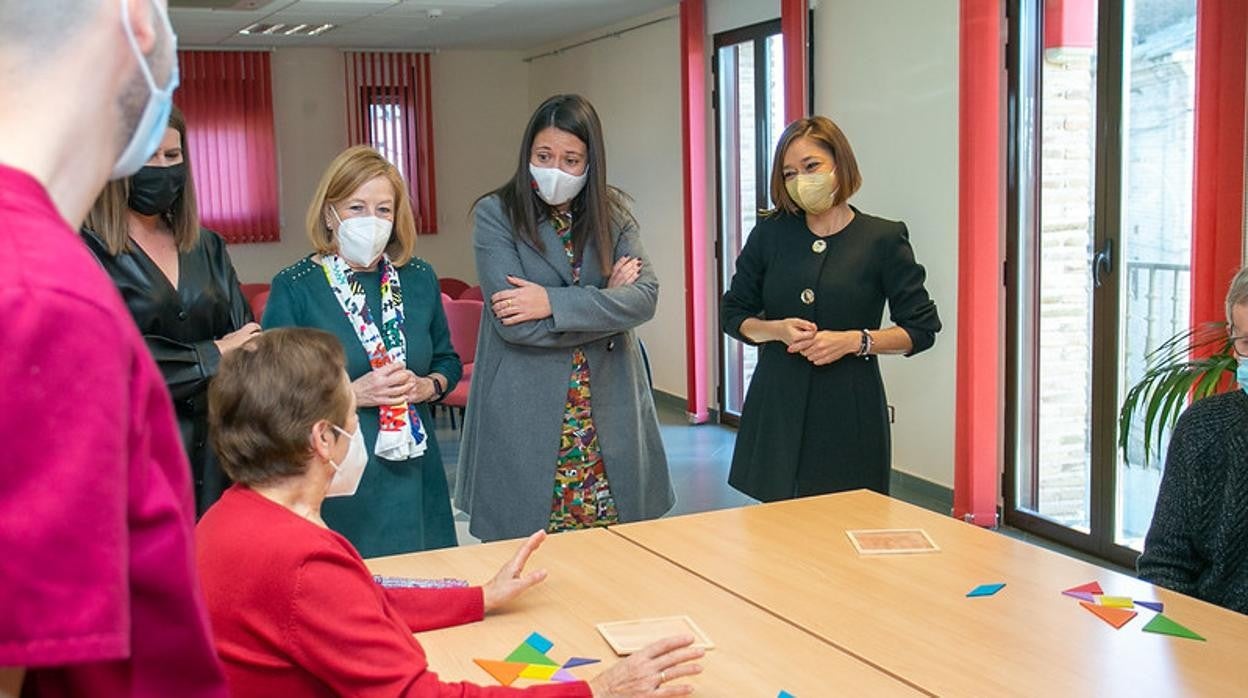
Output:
344 51 437 235
174 51 279 244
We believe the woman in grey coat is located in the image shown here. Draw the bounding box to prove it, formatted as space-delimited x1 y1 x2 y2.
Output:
455 94 674 541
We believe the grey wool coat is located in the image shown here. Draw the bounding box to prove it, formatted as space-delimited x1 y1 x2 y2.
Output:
454 194 674 541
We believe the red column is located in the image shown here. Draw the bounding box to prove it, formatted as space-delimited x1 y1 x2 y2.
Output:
680 0 710 423
954 0 1004 527
1190 0 1247 332
780 0 809 123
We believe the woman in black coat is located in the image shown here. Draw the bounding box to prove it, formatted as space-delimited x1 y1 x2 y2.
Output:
84 106 258 516
721 116 941 502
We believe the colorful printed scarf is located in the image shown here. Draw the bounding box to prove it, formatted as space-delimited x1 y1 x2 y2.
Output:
321 253 427 461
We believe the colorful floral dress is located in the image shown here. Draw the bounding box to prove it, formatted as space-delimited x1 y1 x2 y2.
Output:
547 211 620 532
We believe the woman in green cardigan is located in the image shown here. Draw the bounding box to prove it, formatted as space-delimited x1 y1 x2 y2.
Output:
263 146 461 557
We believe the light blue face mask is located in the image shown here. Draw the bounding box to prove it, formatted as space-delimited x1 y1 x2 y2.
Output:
1237 359 1248 395
110 0 180 180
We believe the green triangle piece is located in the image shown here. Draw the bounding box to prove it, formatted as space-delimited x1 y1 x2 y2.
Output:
1142 613 1206 641
504 642 559 666
473 659 527 686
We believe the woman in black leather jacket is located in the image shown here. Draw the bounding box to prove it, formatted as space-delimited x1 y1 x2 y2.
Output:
84 106 259 516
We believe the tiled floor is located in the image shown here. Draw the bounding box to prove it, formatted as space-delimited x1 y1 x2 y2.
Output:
430 400 1136 576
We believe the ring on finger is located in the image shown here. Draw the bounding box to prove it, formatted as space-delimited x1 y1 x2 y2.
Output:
659 670 667 683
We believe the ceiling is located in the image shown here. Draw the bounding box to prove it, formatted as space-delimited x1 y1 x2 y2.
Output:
170 0 677 51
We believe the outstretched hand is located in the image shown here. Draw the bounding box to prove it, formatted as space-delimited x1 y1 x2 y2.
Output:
482 530 549 613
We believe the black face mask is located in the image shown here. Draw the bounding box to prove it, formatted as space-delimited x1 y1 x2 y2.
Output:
128 163 187 216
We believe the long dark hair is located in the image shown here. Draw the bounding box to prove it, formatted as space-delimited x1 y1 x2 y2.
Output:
481 94 633 277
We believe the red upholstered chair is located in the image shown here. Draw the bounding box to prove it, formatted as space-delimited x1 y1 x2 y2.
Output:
240 283 270 321
438 277 471 299
460 285 484 301
439 298 483 429
249 290 270 322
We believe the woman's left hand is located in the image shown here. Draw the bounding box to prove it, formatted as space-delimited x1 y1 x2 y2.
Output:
788 330 860 366
491 276 552 325
404 376 439 403
482 530 549 613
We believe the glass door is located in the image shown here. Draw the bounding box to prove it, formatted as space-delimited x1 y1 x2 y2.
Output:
1006 0 1197 565
714 20 785 423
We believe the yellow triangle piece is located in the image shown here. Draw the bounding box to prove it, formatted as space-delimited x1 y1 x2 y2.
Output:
1099 596 1134 608
518 664 560 680
1080 601 1137 629
473 659 527 686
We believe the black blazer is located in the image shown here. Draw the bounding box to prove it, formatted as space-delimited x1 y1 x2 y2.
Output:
83 227 251 514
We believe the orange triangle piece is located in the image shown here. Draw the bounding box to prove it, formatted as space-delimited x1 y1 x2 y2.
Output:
1062 581 1104 597
473 659 528 686
1080 601 1137 629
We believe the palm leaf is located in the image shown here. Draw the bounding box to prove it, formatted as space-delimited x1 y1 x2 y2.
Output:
1118 322 1236 467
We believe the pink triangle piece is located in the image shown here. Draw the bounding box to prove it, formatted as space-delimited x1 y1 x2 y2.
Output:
1137 601 1164 612
1080 601 1137 629
551 669 578 683
1062 581 1104 598
1066 591 1096 602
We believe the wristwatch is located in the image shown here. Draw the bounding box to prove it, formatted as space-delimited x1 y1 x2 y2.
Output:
430 376 445 401
856 329 873 357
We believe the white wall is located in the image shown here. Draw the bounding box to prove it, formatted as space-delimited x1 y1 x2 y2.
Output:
526 10 687 398
812 0 960 487
424 50 530 284
707 0 778 35
228 48 345 283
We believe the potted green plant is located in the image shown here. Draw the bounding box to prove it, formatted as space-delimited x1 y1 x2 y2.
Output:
1118 321 1237 466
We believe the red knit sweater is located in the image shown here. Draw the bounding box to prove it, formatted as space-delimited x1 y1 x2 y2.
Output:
196 486 592 697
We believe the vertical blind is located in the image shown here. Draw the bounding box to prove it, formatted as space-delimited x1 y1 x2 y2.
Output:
174 50 280 244
344 51 438 234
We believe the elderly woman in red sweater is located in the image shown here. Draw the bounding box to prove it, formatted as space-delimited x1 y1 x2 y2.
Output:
195 327 703 697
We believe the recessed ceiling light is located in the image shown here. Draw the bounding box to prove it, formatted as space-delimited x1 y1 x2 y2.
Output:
307 23 335 36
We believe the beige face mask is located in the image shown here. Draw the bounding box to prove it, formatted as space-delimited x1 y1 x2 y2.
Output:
785 172 839 215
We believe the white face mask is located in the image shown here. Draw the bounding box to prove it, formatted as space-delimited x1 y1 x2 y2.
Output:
111 0 180 180
326 425 368 497
332 207 393 267
529 163 588 206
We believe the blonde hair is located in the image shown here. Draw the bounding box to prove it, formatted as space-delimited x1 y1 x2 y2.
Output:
768 115 863 216
85 105 201 255
306 145 416 266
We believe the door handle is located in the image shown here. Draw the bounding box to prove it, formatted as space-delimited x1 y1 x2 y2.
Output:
1093 238 1113 289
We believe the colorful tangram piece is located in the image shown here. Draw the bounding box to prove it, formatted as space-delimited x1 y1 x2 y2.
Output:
473 659 526 686
1080 601 1137 629
966 583 1006 597
1142 614 1205 641
475 633 603 686
504 642 558 667
1062 581 1104 599
1136 601 1164 613
1099 596 1134 609
518 664 559 680
525 632 554 654
778 692 797 698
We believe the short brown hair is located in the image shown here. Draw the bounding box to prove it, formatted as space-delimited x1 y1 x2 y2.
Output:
209 328 354 487
769 116 863 216
306 145 416 266
85 105 201 255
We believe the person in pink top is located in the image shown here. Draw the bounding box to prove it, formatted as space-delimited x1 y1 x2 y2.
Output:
0 1 227 696
197 328 705 697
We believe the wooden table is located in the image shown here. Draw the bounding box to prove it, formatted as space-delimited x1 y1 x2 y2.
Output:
367 527 924 696
611 490 1248 697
